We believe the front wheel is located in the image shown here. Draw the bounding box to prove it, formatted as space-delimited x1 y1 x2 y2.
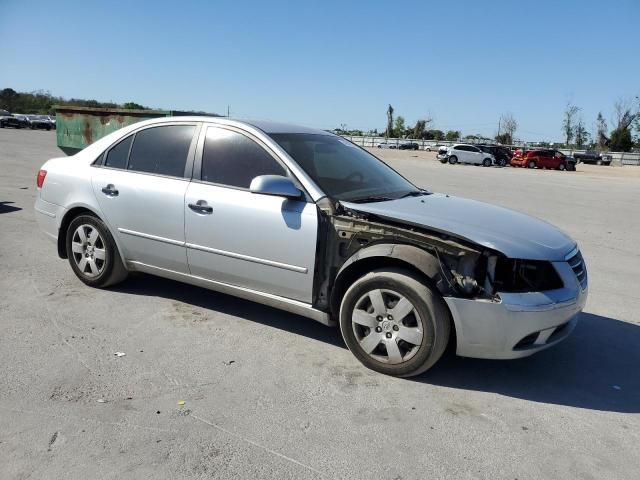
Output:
339 268 451 377
528 160 537 169
558 163 566 171
482 158 492 167
448 155 458 165
66 214 128 288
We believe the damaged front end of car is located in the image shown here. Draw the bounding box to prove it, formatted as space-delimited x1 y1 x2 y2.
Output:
313 198 587 360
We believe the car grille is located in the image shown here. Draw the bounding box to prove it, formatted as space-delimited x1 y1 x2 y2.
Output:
567 250 587 290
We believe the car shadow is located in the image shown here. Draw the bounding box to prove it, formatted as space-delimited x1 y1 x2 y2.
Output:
417 312 640 413
113 275 638 413
112 273 345 348
0 201 22 214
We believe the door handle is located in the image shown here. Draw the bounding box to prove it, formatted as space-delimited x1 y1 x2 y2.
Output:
188 201 213 214
101 184 119 196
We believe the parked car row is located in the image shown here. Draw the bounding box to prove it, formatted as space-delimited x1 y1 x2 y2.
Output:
572 150 613 165
437 144 577 171
377 141 444 151
0 113 56 130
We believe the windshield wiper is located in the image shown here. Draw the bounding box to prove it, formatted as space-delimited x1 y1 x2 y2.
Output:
349 195 395 203
398 189 430 199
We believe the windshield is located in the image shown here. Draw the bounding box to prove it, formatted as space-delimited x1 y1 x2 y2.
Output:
269 133 418 202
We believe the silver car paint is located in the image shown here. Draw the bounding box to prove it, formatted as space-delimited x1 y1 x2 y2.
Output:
185 181 318 303
91 167 190 273
341 194 576 261
35 116 586 360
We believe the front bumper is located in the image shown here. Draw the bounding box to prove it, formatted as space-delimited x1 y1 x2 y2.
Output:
444 259 588 359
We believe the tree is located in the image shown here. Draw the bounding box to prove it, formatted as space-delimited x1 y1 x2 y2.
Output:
412 119 427 139
608 97 638 152
445 130 460 141
574 118 590 148
430 129 445 141
0 88 19 112
498 113 518 145
562 102 580 146
495 133 510 145
610 127 633 152
386 104 394 138
122 102 147 110
596 112 608 148
393 116 405 138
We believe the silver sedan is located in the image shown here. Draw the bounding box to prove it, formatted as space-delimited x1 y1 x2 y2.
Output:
35 117 587 376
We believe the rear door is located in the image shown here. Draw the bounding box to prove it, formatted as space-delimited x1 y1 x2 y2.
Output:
466 146 482 164
184 125 318 302
91 123 199 273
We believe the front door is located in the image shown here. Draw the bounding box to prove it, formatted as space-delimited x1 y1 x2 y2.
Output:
184 126 318 302
91 123 198 273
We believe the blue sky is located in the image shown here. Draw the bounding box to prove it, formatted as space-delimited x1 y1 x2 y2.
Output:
1 0 638 141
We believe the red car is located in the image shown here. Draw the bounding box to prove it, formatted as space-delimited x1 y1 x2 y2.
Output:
510 149 572 170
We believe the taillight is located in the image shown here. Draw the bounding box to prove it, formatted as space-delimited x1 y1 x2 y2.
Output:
36 169 47 188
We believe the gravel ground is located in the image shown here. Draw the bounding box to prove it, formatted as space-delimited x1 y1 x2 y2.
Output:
1 129 638 480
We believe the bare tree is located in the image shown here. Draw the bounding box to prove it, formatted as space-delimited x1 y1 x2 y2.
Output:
562 102 580 146
412 117 433 139
612 97 637 130
499 113 518 144
386 104 394 139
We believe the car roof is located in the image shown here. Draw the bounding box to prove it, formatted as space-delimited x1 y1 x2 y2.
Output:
120 116 330 136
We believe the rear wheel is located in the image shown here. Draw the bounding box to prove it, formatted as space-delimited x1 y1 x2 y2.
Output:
66 214 128 288
482 158 492 167
339 268 450 377
528 160 537 169
448 155 458 165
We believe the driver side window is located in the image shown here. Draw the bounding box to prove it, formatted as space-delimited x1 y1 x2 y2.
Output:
201 127 286 189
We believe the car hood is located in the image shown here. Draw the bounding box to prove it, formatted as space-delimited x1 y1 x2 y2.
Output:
341 193 576 261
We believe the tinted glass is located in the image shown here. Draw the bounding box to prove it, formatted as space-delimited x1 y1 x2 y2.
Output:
269 133 416 202
104 135 133 169
201 127 286 188
127 125 195 177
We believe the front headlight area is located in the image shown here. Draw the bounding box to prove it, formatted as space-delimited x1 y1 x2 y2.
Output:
491 257 564 294
441 252 565 299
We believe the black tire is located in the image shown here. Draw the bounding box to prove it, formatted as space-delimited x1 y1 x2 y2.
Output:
339 268 451 377
558 163 566 171
482 158 492 167
498 159 506 167
448 155 458 165
528 160 536 169
596 159 602 165
66 214 128 288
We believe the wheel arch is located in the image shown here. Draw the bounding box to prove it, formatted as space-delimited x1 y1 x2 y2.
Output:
330 243 446 316
57 204 125 267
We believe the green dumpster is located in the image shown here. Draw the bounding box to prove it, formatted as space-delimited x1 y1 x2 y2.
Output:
54 105 215 155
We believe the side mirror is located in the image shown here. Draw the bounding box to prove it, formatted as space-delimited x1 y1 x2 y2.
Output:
250 175 302 200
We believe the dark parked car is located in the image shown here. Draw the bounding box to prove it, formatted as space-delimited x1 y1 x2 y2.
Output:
399 142 419 150
573 151 612 165
477 144 512 166
0 113 27 129
27 115 53 130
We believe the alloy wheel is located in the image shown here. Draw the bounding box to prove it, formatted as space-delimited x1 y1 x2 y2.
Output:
351 289 423 365
71 224 106 278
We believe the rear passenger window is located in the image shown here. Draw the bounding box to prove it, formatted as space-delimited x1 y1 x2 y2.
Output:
104 135 133 169
201 127 286 188
127 125 195 177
